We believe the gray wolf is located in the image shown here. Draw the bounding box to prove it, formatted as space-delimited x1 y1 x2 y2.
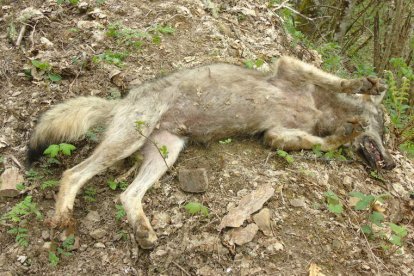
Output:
28 56 396 248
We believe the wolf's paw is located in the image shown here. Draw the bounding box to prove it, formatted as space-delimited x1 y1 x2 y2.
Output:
341 77 387 95
135 222 157 249
45 211 75 229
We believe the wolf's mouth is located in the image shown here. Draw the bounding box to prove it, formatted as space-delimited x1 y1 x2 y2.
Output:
359 136 384 169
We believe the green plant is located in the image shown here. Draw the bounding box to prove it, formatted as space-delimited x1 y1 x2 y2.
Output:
244 59 264 69
312 144 347 161
384 70 414 156
30 60 62 82
48 235 75 266
115 204 126 221
135 120 170 168
83 187 97 202
1 196 42 223
41 180 59 190
25 169 43 181
85 126 106 142
276 149 294 164
44 143 76 158
7 227 29 247
369 170 386 182
92 51 128 67
106 23 148 49
184 202 209 216
48 251 59 267
16 183 25 191
116 230 129 240
57 0 79 5
2 197 42 248
324 191 344 214
389 223 408 246
219 138 232 145
107 179 128 191
159 145 169 159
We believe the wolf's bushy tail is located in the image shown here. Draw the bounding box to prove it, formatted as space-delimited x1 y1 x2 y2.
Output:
28 96 117 164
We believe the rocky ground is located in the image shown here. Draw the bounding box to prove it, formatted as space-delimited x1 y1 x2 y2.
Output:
0 0 413 275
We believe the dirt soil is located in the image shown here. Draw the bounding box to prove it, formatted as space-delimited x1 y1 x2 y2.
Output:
1 0 414 275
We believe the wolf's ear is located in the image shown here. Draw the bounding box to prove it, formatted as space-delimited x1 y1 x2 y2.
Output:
371 90 387 106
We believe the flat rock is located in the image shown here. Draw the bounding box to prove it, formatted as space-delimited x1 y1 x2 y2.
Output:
230 223 259 245
90 229 107 240
94 242 106 248
219 185 274 230
85 211 101 222
290 197 307 208
253 208 272 236
0 167 23 197
151 212 171 229
179 168 209 193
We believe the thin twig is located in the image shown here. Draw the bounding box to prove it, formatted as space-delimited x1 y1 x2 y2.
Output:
137 129 170 170
16 24 27 46
9 155 24 170
172 261 191 276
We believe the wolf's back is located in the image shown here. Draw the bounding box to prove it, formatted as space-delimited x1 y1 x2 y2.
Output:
28 96 117 164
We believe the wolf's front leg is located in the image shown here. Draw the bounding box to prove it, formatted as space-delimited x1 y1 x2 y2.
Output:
340 77 386 95
273 56 386 95
120 130 186 249
264 120 365 152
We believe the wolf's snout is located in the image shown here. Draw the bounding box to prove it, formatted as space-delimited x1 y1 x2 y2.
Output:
382 156 396 170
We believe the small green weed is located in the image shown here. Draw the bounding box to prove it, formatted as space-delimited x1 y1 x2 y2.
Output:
2 196 42 248
30 60 62 82
115 204 126 221
1 196 43 223
219 138 232 145
107 179 128 191
312 144 347 161
25 169 43 181
48 235 75 266
16 183 25 191
276 149 294 164
325 190 408 251
57 0 79 5
244 59 264 69
7 227 29 247
83 187 97 202
44 143 76 158
184 202 209 216
92 51 128 67
159 145 169 159
324 191 344 214
41 180 59 190
384 69 414 157
48 251 59 267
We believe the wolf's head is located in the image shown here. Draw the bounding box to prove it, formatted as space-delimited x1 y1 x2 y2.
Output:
352 91 396 170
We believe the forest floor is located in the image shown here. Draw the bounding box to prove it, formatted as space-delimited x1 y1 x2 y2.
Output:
0 0 413 275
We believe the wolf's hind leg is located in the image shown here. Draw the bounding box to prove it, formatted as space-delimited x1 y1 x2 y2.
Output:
120 130 186 249
50 128 146 228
